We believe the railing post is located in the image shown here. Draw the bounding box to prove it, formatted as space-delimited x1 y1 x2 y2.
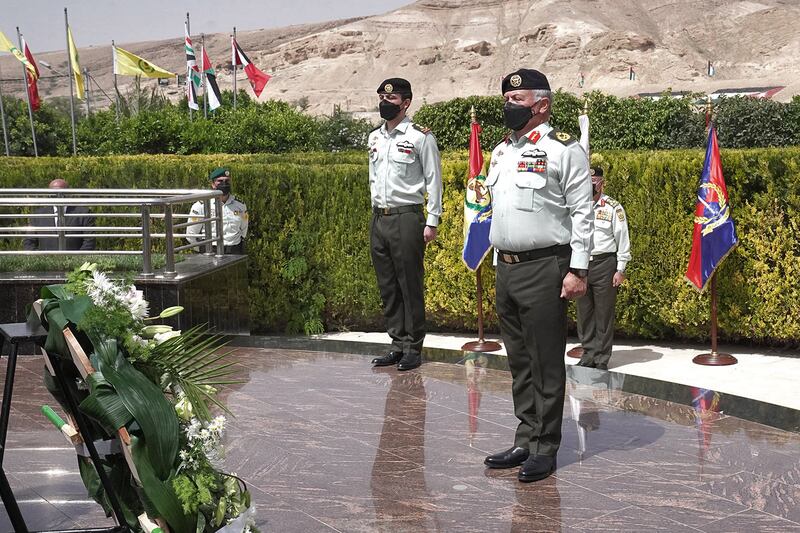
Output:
203 198 213 256
140 205 153 277
56 205 66 251
214 196 224 257
164 204 176 278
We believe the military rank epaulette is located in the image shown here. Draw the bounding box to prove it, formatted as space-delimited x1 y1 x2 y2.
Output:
548 129 577 146
604 196 620 208
412 123 432 134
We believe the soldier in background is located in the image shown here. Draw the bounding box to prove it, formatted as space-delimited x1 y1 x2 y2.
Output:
187 167 248 254
575 167 631 370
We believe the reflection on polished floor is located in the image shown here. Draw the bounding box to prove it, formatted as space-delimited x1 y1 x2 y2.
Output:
2 347 800 532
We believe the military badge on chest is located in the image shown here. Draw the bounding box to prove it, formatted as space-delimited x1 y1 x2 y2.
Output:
595 208 613 222
396 140 414 154
518 149 547 173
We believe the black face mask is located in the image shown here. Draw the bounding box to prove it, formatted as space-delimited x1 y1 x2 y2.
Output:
379 100 402 121
503 102 534 131
216 182 231 195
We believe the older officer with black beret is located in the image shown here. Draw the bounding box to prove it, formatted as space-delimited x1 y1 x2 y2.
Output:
482 69 594 482
368 78 443 371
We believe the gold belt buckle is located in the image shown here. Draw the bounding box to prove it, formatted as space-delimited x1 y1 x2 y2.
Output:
383 207 391 215
502 253 516 263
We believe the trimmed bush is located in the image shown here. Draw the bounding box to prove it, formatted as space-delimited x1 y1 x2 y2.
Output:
1 148 799 344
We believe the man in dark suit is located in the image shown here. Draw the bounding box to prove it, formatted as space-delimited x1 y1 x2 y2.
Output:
22 179 95 251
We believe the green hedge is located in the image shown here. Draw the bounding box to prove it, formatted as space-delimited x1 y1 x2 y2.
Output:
414 91 800 151
1 148 799 344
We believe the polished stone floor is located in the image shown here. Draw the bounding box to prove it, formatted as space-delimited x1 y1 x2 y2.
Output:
2 346 800 532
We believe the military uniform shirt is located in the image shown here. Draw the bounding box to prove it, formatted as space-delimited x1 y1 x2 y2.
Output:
592 193 631 272
486 123 594 269
186 195 248 246
368 117 443 227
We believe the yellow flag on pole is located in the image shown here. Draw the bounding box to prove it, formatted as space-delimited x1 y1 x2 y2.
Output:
67 26 84 100
113 45 176 78
0 30 37 78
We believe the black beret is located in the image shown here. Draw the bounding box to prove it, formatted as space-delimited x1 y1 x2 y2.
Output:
590 167 604 180
377 78 412 98
501 69 551 94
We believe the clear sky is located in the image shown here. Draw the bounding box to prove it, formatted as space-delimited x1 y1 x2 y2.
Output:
6 0 412 53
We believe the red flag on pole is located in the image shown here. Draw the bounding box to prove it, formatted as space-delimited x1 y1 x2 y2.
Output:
232 38 271 97
22 37 40 111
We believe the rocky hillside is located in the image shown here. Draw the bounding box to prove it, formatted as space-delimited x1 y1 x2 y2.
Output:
3 0 798 115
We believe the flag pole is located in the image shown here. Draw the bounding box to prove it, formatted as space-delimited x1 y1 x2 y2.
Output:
232 27 237 110
64 8 77 155
112 41 120 121
18 28 38 157
201 33 207 119
0 62 9 156
567 98 591 359
693 96 737 367
462 106 501 354
84 67 91 117
187 12 193 120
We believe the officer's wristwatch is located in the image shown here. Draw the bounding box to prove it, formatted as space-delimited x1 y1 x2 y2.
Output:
569 268 588 279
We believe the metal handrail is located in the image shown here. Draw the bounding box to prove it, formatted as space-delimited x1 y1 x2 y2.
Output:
0 189 226 278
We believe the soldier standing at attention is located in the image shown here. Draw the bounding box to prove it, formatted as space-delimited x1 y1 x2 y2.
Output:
186 167 248 254
368 78 443 371
482 69 594 482
575 167 631 370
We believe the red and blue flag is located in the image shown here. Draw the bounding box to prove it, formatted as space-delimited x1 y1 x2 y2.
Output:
462 120 492 271
685 126 738 291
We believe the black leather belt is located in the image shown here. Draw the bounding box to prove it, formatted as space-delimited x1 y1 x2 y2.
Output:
498 244 571 264
372 204 423 216
590 252 616 261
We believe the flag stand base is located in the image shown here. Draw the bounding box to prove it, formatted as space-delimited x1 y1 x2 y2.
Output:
692 352 737 366
566 346 584 359
462 340 502 353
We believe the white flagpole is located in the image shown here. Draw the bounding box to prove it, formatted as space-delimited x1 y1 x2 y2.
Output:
186 12 193 120
0 62 9 156
112 41 120 121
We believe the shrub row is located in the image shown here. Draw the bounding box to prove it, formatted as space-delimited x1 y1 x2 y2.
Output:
1 147 799 344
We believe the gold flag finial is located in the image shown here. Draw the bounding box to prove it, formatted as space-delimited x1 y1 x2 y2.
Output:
470 105 476 124
583 98 589 116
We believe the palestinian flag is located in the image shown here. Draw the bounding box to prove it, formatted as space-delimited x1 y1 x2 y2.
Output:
185 24 201 110
22 36 41 111
232 38 270 97
202 47 221 110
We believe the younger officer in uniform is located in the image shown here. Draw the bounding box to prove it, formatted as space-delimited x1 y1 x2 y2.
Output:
186 167 248 254
482 69 594 482
575 167 631 370
368 78 442 371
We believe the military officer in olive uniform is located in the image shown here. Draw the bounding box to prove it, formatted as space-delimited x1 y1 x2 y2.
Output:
368 78 443 372
482 69 594 482
575 167 631 370
186 167 248 254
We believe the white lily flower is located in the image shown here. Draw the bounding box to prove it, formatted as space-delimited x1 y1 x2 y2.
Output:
154 330 181 345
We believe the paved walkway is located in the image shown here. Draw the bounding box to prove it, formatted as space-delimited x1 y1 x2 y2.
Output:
318 332 800 411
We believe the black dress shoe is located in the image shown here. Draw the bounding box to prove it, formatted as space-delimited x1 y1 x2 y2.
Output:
596 362 608 371
518 454 556 482
397 353 421 371
372 352 403 367
576 359 596 368
484 446 529 469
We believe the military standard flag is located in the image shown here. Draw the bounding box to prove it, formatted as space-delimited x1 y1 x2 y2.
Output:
0 31 37 77
685 126 738 291
185 24 201 110
67 26 85 100
113 45 176 78
202 47 221 110
462 118 493 271
232 38 270 97
22 37 41 111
